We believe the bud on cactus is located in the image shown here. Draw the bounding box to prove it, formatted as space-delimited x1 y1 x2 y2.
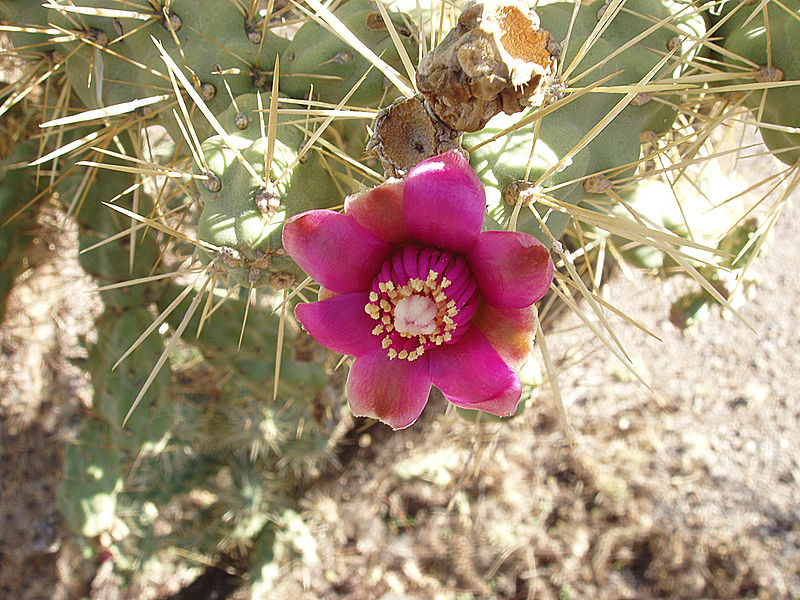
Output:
366 95 462 178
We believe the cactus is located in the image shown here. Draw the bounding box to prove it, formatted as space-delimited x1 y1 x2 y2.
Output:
1 0 796 595
6 0 289 141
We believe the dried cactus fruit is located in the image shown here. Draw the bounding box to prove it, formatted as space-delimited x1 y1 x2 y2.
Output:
416 2 559 132
366 95 462 178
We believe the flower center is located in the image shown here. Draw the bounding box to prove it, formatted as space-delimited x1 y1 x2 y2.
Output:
394 295 438 335
364 244 478 361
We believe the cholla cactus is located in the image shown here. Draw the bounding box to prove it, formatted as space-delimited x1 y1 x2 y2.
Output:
1 0 799 595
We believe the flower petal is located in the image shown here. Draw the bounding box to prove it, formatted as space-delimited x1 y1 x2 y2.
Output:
283 210 393 293
347 350 432 430
472 301 537 372
467 230 554 308
344 178 412 245
449 378 522 418
429 326 521 416
404 151 485 252
295 293 380 357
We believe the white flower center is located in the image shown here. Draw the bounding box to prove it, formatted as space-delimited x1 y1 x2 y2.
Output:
393 294 438 336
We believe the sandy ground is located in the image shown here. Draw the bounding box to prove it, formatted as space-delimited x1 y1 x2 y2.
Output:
1 153 799 599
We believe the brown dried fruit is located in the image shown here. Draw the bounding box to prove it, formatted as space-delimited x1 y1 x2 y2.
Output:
366 95 463 178
416 2 559 132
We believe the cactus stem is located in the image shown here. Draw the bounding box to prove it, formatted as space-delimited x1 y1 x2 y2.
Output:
371 0 418 86
303 0 415 98
101 200 219 252
275 66 373 186
196 270 220 338
153 36 266 186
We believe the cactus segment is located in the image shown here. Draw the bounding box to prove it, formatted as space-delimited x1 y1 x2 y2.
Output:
195 94 341 288
719 0 800 165
280 0 418 106
8 0 289 140
157 282 329 396
88 308 172 450
58 418 123 538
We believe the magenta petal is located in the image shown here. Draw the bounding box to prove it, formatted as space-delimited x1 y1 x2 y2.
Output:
283 210 393 293
404 151 486 253
472 301 537 372
467 230 554 308
347 350 432 430
448 378 522 417
429 326 521 416
295 293 380 357
344 179 412 245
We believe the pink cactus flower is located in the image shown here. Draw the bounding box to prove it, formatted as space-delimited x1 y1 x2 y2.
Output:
283 151 554 429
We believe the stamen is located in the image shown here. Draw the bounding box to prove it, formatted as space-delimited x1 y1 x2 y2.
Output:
364 244 478 361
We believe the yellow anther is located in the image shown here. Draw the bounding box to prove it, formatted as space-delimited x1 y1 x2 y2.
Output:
398 350 408 359
388 349 397 359
382 336 392 348
372 324 384 335
369 291 379 302
382 315 391 324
